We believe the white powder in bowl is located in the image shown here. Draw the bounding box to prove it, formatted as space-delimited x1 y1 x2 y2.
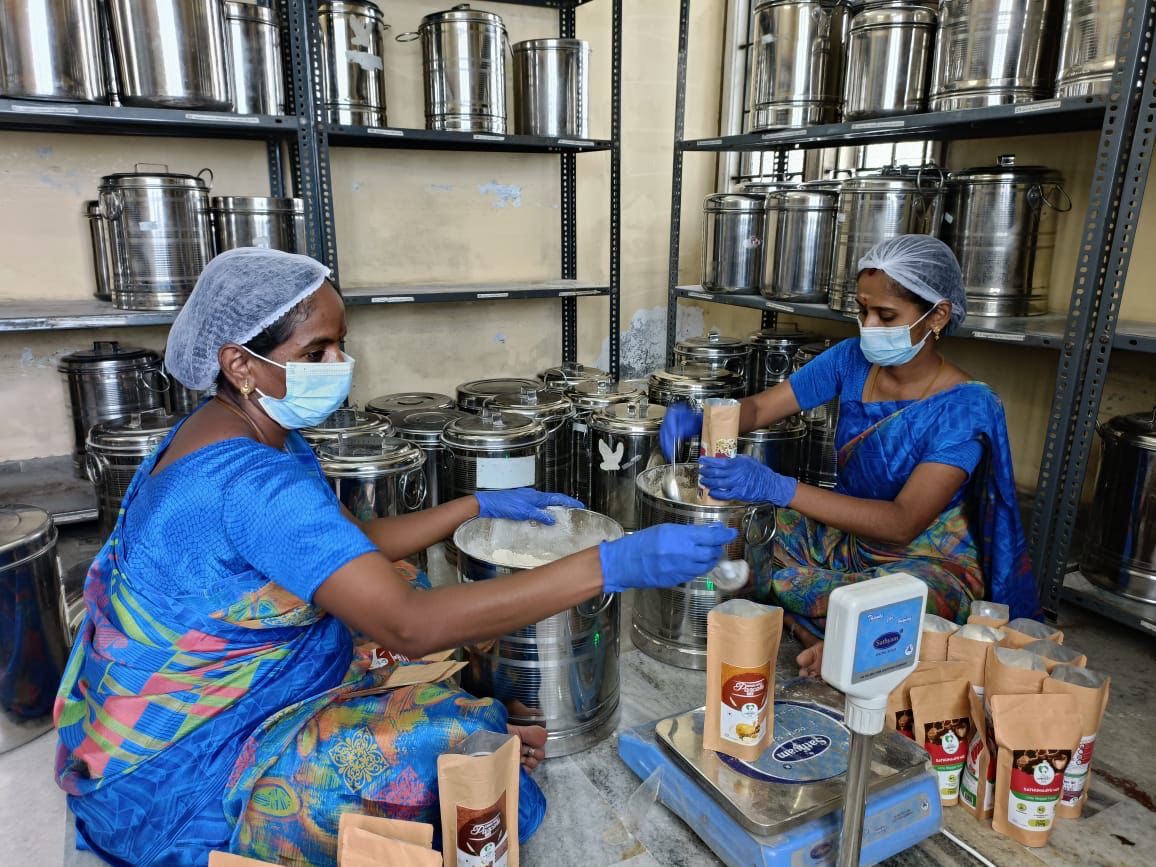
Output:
490 548 552 569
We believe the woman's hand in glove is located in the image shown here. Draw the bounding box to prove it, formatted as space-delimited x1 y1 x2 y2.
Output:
475 489 585 523
598 522 738 593
698 455 798 506
658 402 702 462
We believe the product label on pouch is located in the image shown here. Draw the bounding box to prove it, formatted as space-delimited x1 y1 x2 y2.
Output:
456 794 508 867
720 662 769 746
476 456 535 489
924 718 969 800
1008 750 1070 831
1061 735 1096 805
959 730 985 808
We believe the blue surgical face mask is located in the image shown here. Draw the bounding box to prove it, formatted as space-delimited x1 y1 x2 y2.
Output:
243 346 355 429
858 307 936 367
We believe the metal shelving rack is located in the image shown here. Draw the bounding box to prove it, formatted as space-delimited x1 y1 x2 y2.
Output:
664 0 1156 630
0 0 622 376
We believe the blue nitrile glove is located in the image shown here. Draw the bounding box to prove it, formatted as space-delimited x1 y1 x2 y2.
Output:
659 402 702 462
598 522 738 593
698 455 798 506
475 488 585 523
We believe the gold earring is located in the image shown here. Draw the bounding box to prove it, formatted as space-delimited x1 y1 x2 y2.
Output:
240 380 253 399
933 329 941 340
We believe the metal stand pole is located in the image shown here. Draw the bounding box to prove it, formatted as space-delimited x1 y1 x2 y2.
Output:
837 730 874 867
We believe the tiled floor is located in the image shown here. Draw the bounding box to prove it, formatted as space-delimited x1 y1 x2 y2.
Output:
5 545 1154 866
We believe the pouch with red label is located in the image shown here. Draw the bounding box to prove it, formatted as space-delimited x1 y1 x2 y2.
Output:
704 599 783 761
437 731 519 867
910 678 972 806
1042 665 1110 819
958 687 992 818
884 660 969 739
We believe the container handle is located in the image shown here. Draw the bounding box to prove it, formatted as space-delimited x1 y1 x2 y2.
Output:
101 190 124 221
140 368 171 394
196 168 214 190
395 30 420 41
85 451 108 486
1034 183 1072 213
741 503 777 548
401 468 429 511
916 162 945 196
576 591 615 618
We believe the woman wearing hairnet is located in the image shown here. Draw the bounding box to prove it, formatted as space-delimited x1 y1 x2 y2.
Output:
54 248 737 865
661 235 1039 674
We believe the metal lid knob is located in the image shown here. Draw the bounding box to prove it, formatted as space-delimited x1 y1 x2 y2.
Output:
997 154 1016 167
707 328 721 343
519 385 539 404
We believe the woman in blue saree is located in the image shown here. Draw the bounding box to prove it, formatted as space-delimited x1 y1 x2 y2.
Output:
661 236 1041 673
54 248 737 866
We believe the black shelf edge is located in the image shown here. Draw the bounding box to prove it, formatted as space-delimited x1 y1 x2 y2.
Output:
0 98 300 138
680 97 1106 152
1112 319 1156 353
473 0 598 5
1062 572 1156 635
675 286 1069 348
0 298 179 332
343 281 610 306
325 124 612 153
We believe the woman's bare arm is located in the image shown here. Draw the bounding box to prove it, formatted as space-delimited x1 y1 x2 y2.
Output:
344 497 480 561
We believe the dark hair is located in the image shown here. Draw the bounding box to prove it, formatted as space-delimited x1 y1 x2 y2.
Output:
215 293 315 395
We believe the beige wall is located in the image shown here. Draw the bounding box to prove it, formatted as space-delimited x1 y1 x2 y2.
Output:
0 0 726 461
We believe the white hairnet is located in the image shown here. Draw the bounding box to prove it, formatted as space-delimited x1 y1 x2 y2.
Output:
857 235 967 330
165 248 331 390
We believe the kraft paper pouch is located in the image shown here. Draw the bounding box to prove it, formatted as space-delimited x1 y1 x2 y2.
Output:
338 813 436 864
947 625 1005 698
1043 666 1111 819
885 661 970 739
1022 639 1086 673
341 828 442 867
920 613 959 661
1000 618 1063 650
967 601 1010 629
438 731 520 867
959 687 993 817
990 693 1081 847
983 646 1048 710
209 855 277 866
344 661 467 700
704 599 783 760
698 398 741 505
911 679 972 806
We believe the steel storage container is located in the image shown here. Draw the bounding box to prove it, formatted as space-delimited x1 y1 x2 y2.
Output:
86 409 179 536
318 0 389 126
929 0 1059 110
0 504 66 753
647 364 745 462
739 417 806 478
538 362 609 394
1055 0 1125 97
747 0 848 129
456 377 540 414
84 200 115 301
107 0 232 110
794 340 839 487
701 193 767 295
1080 409 1156 603
489 386 574 498
673 330 753 389
224 1 284 116
632 465 776 669
411 4 507 133
301 408 393 452
512 38 589 138
827 169 944 313
0 0 105 103
98 166 214 311
843 4 937 120
589 400 666 531
366 392 456 417
390 407 468 508
941 155 1068 317
58 341 167 477
455 509 624 756
167 380 215 416
211 196 306 253
318 433 428 570
746 326 817 395
762 187 839 303
569 381 645 508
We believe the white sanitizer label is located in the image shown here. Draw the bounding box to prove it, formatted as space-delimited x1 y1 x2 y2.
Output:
475 456 535 489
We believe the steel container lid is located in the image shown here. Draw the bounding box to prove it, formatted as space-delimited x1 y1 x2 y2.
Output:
747 326 816 349
741 416 807 439
794 339 836 366
442 409 547 450
392 408 469 446
489 386 573 424
755 0 845 11
0 504 57 572
704 193 767 213
99 168 211 191
301 408 393 446
648 363 744 395
457 378 540 412
1101 408 1156 451
87 408 180 452
58 341 161 372
948 154 1062 185
768 189 839 210
366 392 456 416
422 4 505 27
590 400 667 434
742 180 801 196
211 196 304 213
512 38 588 52
674 329 752 361
224 1 278 23
839 174 924 194
319 0 386 20
568 380 644 412
538 361 609 393
317 434 426 477
850 3 936 28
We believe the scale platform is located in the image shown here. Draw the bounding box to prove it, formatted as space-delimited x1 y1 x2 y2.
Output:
618 678 941 867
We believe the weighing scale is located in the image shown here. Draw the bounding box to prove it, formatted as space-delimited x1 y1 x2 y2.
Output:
619 574 942 867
